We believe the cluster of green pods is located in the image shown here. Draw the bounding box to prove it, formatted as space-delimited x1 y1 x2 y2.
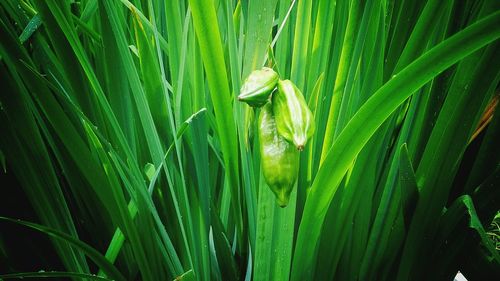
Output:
238 67 315 207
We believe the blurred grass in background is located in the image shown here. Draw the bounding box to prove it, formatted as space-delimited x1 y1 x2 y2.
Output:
0 0 499 280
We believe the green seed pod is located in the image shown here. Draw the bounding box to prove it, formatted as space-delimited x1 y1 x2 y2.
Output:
258 103 299 207
273 79 315 150
238 67 279 107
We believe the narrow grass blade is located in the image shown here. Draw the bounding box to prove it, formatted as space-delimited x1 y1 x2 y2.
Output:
0 217 126 281
0 271 112 280
187 0 243 249
291 12 500 280
253 175 296 281
18 13 42 44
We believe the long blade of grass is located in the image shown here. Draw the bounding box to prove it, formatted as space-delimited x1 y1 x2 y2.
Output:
253 176 296 281
239 0 279 270
0 271 112 280
291 11 500 280
187 0 243 251
0 217 126 281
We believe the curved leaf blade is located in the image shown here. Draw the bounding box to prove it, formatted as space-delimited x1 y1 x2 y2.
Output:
0 217 126 281
291 11 500 280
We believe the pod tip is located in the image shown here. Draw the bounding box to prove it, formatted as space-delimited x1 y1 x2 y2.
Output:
277 201 288 208
276 193 290 208
293 136 306 151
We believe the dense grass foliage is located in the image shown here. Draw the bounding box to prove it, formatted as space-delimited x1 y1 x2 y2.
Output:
0 0 499 280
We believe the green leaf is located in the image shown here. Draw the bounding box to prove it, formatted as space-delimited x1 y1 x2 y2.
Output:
0 217 126 281
253 175 296 281
0 271 112 280
18 13 42 44
144 163 156 182
429 195 500 280
399 143 418 225
187 0 243 249
210 207 239 281
291 11 500 280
